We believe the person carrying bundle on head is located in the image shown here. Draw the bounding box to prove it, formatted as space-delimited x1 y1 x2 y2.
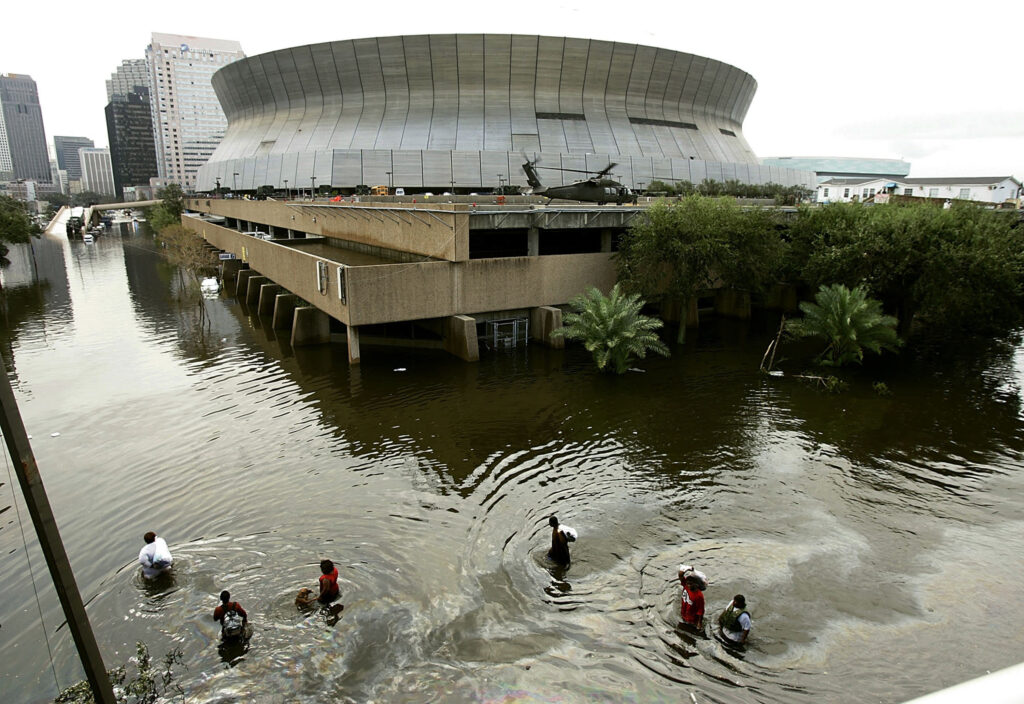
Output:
678 564 708 630
547 515 577 565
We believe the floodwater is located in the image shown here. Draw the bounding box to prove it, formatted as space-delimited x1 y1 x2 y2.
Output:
1 228 1023 704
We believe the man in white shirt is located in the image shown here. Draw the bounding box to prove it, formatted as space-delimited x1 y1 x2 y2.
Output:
718 594 752 644
138 531 173 579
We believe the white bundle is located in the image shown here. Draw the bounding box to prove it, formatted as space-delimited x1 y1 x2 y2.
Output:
679 565 708 589
559 525 578 542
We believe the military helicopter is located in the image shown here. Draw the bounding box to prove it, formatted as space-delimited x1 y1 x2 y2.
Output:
521 156 635 205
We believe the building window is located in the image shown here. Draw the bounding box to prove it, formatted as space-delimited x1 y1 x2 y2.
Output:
843 188 850 198
958 188 970 199
869 188 876 197
823 187 829 198
928 188 939 198
863 188 869 199
904 187 913 196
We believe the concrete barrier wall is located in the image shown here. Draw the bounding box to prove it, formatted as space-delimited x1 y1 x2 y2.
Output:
186 215 615 327
185 199 467 261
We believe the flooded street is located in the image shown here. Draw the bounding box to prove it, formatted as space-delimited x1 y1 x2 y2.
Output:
2 228 1023 703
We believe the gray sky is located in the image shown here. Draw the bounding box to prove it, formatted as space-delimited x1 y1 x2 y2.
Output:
4 0 1021 179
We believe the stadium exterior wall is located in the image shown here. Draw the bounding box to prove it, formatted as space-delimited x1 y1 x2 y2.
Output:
197 35 815 192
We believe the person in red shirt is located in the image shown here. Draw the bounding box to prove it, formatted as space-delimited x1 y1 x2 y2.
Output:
318 559 340 603
213 590 248 639
678 565 706 630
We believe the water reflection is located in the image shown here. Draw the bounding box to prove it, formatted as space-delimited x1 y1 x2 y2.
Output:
1 230 1023 703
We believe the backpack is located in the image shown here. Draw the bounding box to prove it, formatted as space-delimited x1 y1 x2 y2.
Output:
221 605 244 639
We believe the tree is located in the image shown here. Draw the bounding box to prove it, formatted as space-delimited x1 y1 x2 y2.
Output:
146 184 186 233
785 283 901 366
551 284 670 374
0 195 40 267
784 201 1024 337
616 195 782 342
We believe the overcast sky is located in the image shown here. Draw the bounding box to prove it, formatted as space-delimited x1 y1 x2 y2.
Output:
3 0 1020 180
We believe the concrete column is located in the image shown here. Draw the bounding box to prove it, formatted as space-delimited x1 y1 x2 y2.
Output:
530 306 564 349
714 289 751 320
662 297 700 327
346 325 361 365
246 275 269 305
272 294 298 330
443 315 479 362
291 306 331 347
600 229 612 253
527 227 539 256
235 269 254 299
220 259 243 283
258 283 282 315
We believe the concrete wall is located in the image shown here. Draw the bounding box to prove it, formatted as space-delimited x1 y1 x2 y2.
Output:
184 215 615 327
187 198 467 261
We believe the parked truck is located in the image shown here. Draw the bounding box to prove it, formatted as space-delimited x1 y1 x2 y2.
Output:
65 207 85 236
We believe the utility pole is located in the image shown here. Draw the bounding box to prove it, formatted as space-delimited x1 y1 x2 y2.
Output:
0 359 115 704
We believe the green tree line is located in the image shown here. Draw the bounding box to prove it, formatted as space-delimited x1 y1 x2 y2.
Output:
616 196 1024 343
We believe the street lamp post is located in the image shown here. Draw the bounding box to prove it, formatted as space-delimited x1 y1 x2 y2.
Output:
215 177 221 196
284 179 289 200
386 171 393 191
637 181 645 194
497 174 505 191
310 176 317 200
450 179 456 194
232 172 239 192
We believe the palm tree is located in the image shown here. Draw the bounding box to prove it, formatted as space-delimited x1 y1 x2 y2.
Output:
786 284 901 366
552 284 670 374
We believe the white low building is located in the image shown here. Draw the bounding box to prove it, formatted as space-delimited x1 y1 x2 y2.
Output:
817 176 1022 206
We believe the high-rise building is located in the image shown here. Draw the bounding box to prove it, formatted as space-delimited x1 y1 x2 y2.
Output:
0 106 13 179
53 135 94 182
145 33 244 191
105 87 158 199
79 147 114 196
106 59 150 102
0 74 50 182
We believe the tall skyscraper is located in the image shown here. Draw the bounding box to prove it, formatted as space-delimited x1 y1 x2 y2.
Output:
0 107 13 179
79 147 114 196
105 87 158 199
0 74 50 182
106 59 150 102
53 135 94 182
145 33 244 191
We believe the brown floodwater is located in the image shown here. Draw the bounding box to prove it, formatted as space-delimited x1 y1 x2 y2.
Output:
1 228 1023 703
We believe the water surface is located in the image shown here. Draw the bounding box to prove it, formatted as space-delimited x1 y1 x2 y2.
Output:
1 229 1023 703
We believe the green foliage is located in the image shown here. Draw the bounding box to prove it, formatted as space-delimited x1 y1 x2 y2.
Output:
145 184 186 233
552 284 670 374
54 641 184 704
617 195 783 306
785 201 1024 335
872 381 892 396
786 284 901 366
0 194 40 245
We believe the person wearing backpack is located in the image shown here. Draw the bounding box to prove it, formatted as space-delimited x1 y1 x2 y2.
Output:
718 594 751 645
213 590 248 640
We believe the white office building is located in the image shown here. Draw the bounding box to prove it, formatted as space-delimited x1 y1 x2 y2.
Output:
79 147 115 196
145 33 244 191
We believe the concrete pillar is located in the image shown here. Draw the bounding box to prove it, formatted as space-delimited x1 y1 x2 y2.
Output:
246 275 269 305
235 269 254 299
662 298 699 327
714 289 751 320
258 283 282 315
291 306 331 347
443 315 479 362
530 306 564 349
272 294 298 330
600 229 612 253
220 259 243 283
527 227 539 256
346 325 361 365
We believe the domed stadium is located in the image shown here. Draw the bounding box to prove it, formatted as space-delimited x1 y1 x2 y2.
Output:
197 34 814 193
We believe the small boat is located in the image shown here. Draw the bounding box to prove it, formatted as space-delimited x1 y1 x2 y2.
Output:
200 277 221 296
